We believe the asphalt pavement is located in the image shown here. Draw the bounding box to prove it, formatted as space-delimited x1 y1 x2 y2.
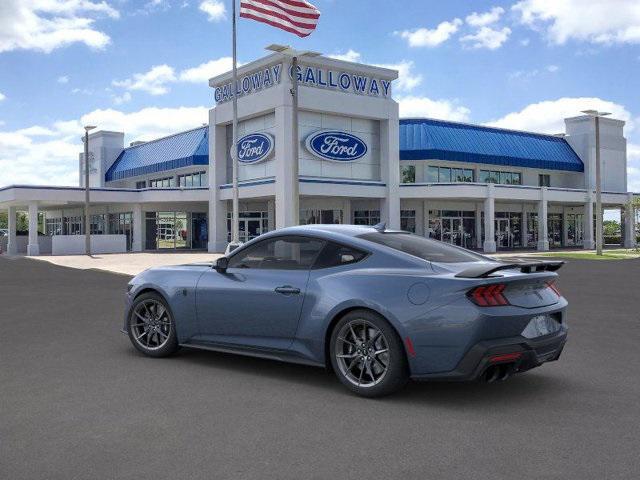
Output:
1 255 639 480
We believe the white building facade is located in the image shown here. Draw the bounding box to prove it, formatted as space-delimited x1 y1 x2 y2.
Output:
1 52 637 255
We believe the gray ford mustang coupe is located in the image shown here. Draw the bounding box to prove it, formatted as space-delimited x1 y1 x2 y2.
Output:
123 224 568 397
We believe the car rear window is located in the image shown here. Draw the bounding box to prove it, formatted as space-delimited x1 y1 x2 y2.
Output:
358 232 485 263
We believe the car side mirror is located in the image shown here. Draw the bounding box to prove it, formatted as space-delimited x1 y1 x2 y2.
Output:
214 256 229 273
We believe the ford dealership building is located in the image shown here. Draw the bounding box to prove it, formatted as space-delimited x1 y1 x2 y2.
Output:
0 52 637 255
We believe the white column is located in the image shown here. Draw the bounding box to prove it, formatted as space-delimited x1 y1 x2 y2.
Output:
562 207 569 247
483 185 496 253
27 203 40 256
537 187 549 251
343 198 352 224
475 203 483 249
381 112 401 229
267 199 275 231
422 200 429 238
132 204 143 252
624 193 636 248
521 208 528 248
274 104 297 229
583 193 595 249
7 206 17 255
208 119 230 253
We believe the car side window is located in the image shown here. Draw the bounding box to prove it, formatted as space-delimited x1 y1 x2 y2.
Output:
313 242 368 269
227 236 326 270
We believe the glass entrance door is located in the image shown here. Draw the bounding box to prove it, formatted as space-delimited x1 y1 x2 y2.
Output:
566 214 584 246
496 218 513 249
442 218 463 246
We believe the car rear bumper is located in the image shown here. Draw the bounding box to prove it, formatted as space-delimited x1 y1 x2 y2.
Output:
411 325 567 382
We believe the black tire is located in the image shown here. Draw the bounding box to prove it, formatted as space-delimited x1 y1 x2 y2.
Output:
127 292 179 358
329 309 409 397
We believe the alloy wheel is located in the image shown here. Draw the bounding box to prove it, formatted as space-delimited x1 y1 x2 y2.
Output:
335 319 390 388
130 299 172 351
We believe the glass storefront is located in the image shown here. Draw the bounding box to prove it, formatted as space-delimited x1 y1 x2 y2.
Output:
146 211 207 250
401 210 416 233
300 209 343 225
353 210 380 226
226 211 268 243
429 210 475 249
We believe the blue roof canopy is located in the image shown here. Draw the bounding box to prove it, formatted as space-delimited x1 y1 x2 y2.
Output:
105 126 209 182
399 118 584 172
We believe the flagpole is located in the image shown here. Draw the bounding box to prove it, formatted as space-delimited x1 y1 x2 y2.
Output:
231 0 240 244
291 55 300 226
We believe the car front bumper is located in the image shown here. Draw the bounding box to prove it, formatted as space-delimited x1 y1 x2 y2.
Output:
411 325 568 382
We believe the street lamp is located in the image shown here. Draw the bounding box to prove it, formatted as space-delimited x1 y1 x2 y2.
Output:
83 125 97 255
581 110 610 256
265 44 320 227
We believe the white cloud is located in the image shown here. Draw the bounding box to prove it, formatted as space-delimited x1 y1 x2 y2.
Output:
57 75 69 84
513 0 640 45
520 38 531 46
0 92 5 102
179 57 234 83
461 26 511 50
0 0 119 53
486 97 634 134
0 106 209 187
113 91 132 105
326 52 422 93
397 19 463 47
466 7 505 27
374 60 423 93
199 0 226 22
112 64 177 95
509 64 560 81
328 50 362 63
397 95 471 122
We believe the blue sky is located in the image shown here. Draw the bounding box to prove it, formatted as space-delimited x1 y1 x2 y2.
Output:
0 0 639 191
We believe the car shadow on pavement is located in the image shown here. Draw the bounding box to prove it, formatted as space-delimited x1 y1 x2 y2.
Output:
123 342 570 405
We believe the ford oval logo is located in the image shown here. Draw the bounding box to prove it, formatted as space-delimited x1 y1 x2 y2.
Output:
305 130 368 162
234 133 274 164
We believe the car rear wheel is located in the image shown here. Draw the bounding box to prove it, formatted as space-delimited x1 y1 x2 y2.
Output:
330 310 409 397
127 292 179 358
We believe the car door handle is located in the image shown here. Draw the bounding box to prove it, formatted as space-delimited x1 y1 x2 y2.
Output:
274 285 301 295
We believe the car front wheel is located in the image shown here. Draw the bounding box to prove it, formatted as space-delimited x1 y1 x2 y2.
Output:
127 292 179 358
330 310 409 397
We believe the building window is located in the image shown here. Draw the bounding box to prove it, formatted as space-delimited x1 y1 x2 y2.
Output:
178 171 208 188
401 210 416 233
539 174 550 187
149 176 175 188
353 210 381 226
136 181 146 189
427 166 474 183
479 169 522 185
400 165 416 183
226 211 269 243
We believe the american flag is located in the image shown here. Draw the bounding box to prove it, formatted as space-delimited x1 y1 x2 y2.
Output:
240 0 321 38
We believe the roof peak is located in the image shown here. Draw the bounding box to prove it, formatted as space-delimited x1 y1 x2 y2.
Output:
123 125 208 151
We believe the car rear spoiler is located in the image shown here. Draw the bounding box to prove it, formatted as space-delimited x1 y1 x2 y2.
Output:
455 260 565 278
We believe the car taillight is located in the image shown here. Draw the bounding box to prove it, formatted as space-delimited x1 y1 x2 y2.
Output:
546 280 561 297
467 284 510 307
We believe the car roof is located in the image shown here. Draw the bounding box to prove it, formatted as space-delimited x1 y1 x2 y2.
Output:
272 224 379 238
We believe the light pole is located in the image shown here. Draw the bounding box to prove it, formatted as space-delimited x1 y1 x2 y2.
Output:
265 44 320 226
581 110 610 256
83 125 96 255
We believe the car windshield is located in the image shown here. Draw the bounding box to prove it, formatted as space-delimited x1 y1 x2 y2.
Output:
358 232 486 263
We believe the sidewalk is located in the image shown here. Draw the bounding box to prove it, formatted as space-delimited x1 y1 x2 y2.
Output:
24 252 221 276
